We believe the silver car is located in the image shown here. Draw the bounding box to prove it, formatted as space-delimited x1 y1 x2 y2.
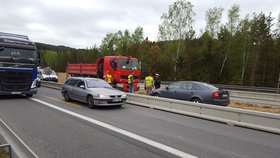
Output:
61 77 127 108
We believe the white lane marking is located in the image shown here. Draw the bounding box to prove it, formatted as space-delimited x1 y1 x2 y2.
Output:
31 98 198 158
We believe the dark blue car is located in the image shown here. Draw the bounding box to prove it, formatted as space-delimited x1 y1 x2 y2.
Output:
151 81 230 106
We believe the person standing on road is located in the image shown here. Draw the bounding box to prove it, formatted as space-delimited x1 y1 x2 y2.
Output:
154 73 161 89
105 71 112 85
128 71 134 93
144 73 154 95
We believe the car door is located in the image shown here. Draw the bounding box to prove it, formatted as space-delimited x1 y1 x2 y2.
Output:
66 78 76 99
75 79 88 103
161 82 183 99
72 79 85 102
176 82 194 101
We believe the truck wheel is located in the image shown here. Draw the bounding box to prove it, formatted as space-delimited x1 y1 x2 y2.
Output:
64 91 71 102
87 95 95 109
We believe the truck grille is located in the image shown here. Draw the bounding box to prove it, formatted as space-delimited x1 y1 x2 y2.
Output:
0 70 32 91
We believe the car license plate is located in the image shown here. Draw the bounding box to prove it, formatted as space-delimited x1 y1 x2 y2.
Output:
222 94 228 98
113 98 121 102
11 92 21 94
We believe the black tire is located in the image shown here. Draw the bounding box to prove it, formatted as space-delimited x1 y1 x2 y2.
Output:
64 91 71 102
26 94 33 97
153 93 160 97
191 98 201 103
87 95 95 109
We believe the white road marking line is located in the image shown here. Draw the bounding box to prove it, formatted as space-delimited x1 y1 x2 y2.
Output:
31 98 198 158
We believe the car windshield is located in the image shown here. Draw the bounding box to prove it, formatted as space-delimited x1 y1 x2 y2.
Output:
118 58 139 70
86 79 112 88
0 47 37 63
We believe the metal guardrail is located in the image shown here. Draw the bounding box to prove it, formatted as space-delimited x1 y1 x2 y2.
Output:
214 84 280 94
126 94 280 134
140 80 280 94
0 119 38 158
137 83 280 104
41 81 280 134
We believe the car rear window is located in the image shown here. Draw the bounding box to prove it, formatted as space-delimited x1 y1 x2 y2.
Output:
200 83 218 90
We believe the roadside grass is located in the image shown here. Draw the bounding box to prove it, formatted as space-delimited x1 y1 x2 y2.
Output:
0 146 9 158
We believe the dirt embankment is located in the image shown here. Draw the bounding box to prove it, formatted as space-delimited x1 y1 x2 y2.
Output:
229 102 280 114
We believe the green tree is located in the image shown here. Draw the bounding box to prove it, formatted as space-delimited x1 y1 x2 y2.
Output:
220 4 240 75
158 0 195 80
249 13 273 86
238 15 252 84
43 50 58 69
204 7 224 82
100 33 117 55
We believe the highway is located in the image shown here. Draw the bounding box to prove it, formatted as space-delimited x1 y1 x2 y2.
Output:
0 87 280 158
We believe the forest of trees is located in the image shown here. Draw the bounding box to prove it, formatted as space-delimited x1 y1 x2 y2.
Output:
39 0 280 87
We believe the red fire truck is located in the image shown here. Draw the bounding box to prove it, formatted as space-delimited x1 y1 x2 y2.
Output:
66 56 140 91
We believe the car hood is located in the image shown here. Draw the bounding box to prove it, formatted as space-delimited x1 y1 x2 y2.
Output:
87 87 124 95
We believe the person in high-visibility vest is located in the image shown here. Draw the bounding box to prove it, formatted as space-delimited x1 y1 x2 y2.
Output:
105 71 112 84
144 73 154 95
128 71 134 93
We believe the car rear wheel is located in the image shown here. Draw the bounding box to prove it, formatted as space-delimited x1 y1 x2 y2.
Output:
64 91 71 102
191 98 201 103
87 95 95 109
153 93 160 97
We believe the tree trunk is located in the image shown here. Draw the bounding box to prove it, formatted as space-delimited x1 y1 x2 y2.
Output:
250 43 260 86
220 38 232 76
277 71 280 93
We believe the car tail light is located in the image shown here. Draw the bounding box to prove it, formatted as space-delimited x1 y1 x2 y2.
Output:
212 91 220 99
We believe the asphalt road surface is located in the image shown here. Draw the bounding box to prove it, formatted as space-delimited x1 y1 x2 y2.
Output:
0 87 280 158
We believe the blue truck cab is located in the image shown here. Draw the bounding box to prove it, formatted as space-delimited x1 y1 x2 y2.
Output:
0 32 39 97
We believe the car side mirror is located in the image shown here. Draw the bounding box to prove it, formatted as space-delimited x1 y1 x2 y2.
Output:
80 85 85 89
166 87 169 90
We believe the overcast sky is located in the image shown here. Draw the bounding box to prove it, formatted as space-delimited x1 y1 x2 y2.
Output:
1 0 279 48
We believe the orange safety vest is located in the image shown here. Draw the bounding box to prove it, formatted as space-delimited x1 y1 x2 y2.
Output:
106 74 112 84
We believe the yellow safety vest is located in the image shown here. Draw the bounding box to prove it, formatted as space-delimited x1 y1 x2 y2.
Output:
145 76 153 87
128 74 133 84
106 74 112 84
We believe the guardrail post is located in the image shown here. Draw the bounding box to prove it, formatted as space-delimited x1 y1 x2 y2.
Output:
0 144 12 158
